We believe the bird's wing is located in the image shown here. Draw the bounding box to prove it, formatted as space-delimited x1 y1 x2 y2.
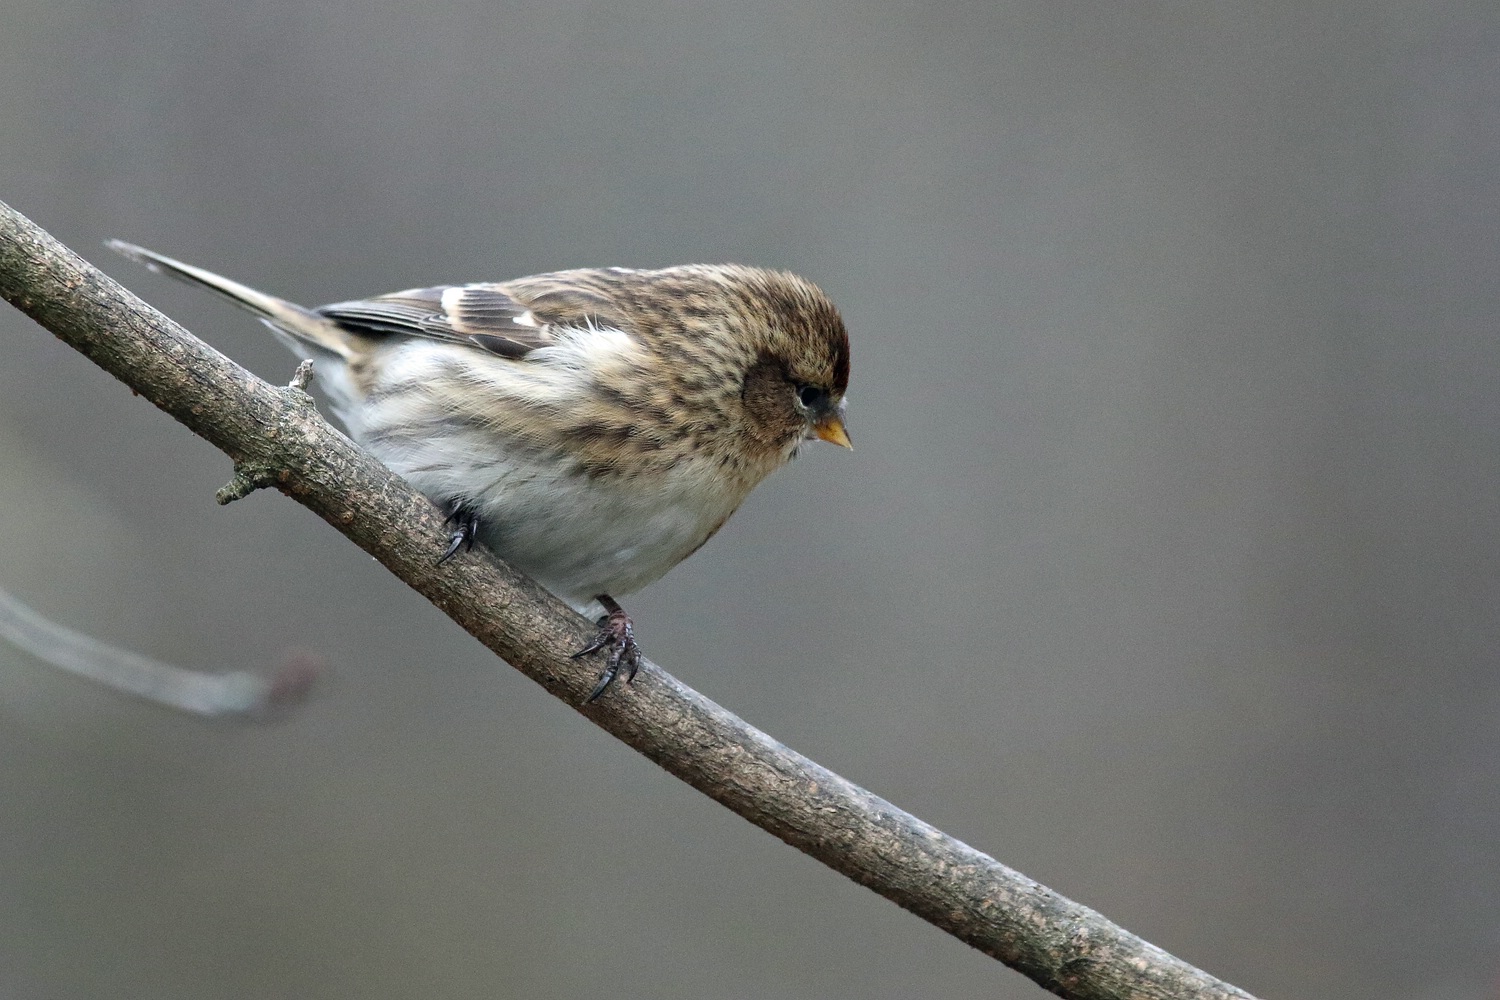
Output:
316 272 638 360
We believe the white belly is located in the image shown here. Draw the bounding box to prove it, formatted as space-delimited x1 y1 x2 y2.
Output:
368 426 745 612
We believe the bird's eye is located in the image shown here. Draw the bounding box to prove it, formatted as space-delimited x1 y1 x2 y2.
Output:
796 384 828 409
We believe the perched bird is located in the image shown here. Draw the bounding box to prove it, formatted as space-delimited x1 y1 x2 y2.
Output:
107 241 852 701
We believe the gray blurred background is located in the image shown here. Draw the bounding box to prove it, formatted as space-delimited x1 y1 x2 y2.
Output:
2 2 1497 997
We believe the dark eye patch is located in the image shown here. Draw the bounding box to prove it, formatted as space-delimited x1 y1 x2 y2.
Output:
797 384 829 409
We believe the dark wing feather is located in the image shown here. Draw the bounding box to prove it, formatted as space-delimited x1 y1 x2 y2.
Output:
316 270 646 359
315 284 553 359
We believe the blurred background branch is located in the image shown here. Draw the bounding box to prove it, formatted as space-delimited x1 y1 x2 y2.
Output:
0 586 316 717
0 201 1257 999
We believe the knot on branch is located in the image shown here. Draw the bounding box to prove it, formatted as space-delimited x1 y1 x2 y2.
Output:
216 359 319 504
215 462 278 504
287 358 315 394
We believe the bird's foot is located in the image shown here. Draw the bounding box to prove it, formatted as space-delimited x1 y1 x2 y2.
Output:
572 595 641 704
437 500 481 564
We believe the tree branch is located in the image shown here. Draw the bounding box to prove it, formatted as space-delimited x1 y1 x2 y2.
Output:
0 199 1257 1000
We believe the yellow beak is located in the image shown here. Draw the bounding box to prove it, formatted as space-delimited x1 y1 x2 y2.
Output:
813 413 853 449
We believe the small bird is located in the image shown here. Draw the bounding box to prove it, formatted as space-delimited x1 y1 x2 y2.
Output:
107 241 852 701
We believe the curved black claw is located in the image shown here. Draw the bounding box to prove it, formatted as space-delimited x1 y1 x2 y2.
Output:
437 500 481 565
572 595 641 704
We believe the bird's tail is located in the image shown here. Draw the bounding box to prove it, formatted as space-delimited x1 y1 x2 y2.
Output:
105 240 355 362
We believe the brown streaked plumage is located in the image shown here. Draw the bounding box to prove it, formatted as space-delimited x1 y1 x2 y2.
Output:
106 242 852 702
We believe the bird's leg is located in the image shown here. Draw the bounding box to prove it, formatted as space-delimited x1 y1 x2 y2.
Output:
572 594 641 703
436 499 482 565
